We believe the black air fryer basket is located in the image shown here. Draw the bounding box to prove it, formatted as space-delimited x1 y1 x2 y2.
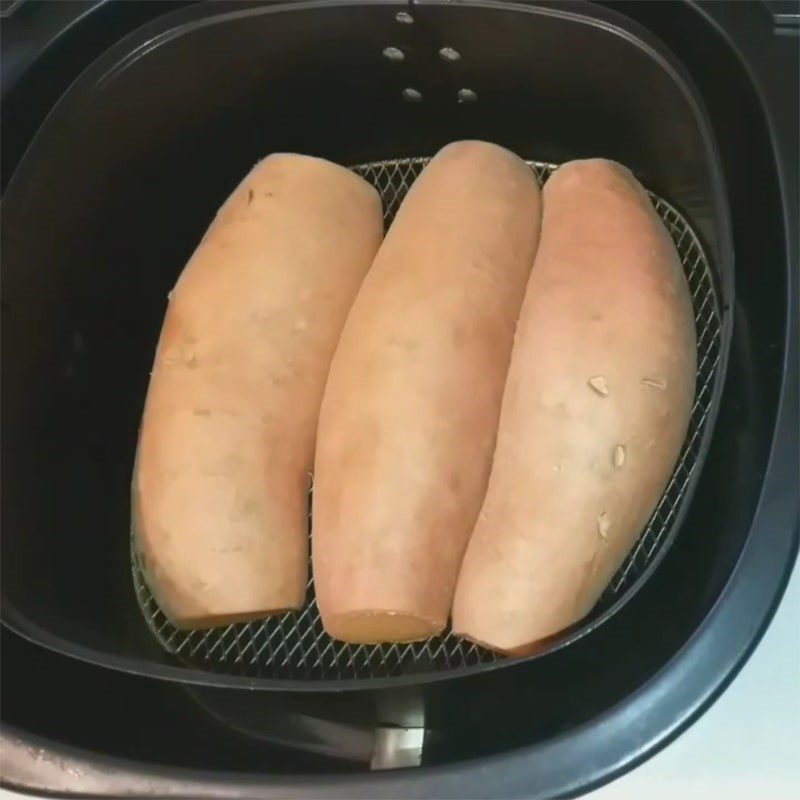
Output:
2 7 798 794
1 0 737 692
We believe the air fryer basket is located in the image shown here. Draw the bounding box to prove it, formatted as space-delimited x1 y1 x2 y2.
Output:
0 0 734 691
131 157 723 681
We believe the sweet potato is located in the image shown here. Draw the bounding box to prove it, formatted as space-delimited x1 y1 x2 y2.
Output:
312 141 542 643
133 154 383 628
452 159 696 654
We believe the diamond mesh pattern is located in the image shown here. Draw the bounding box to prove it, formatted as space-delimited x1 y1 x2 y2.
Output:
131 157 723 681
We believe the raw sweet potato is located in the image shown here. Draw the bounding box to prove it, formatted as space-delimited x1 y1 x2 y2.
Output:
452 159 696 654
312 141 542 643
133 154 383 628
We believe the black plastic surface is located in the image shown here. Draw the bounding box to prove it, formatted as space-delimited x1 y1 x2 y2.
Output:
0 0 192 186
1 0 798 797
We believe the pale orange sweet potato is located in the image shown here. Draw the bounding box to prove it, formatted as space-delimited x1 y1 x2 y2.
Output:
133 154 383 629
312 141 542 643
452 159 696 654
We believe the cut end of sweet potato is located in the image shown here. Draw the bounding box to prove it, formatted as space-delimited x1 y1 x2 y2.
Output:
168 606 300 631
324 610 444 644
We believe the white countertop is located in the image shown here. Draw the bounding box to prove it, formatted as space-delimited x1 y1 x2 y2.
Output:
3 556 798 799
588 552 800 799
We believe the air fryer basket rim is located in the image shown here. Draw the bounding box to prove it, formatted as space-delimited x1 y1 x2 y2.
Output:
0 0 753 696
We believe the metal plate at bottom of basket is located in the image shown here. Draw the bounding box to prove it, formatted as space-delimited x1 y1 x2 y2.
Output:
131 157 723 682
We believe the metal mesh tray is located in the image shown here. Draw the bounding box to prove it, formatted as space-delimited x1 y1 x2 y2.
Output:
132 157 723 682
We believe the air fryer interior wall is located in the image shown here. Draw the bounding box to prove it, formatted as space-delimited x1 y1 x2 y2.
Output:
1 0 738 690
